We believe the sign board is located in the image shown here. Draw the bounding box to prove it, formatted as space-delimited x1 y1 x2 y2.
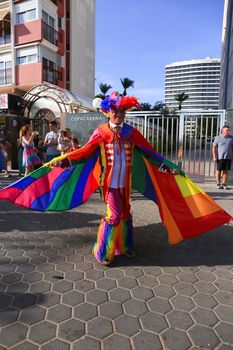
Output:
0 94 8 109
61 112 108 146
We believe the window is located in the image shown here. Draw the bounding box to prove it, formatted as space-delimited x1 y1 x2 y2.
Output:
0 18 11 45
0 60 12 85
16 9 36 24
16 54 37 65
42 10 57 45
43 57 59 84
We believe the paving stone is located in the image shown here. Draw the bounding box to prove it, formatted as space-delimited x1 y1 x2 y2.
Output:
19 305 46 325
29 281 51 294
123 299 148 317
214 279 233 292
85 269 104 281
109 288 130 303
0 307 19 326
171 295 195 312
214 305 233 323
76 261 93 272
131 286 154 301
65 270 83 282
147 296 172 314
214 269 233 280
157 274 179 286
105 269 124 280
10 341 38 350
41 338 69 350
62 290 84 306
0 322 28 347
23 271 43 283
194 281 217 294
166 309 193 330
133 331 162 350
52 280 73 293
161 328 192 350
215 322 233 344
177 272 198 283
48 255 65 264
195 270 216 282
74 302 97 321
141 311 168 333
59 248 75 256
73 336 101 350
36 263 56 273
17 263 36 274
114 314 141 336
43 271 64 283
47 304 72 323
217 345 233 350
0 293 12 309
124 267 143 278
30 256 47 265
99 301 123 320
188 325 220 349
96 278 117 291
0 263 16 274
137 275 158 288
117 277 138 289
41 248 57 257
193 293 217 309
103 334 131 350
87 317 113 339
75 279 95 292
173 282 196 297
56 262 74 272
86 289 108 305
2 272 22 284
6 281 29 295
58 319 85 342
153 284 175 299
29 321 57 344
12 293 37 309
67 254 83 263
215 290 233 306
191 307 219 327
143 266 163 277
37 291 60 307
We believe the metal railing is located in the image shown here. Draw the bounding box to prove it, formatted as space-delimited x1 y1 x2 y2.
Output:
126 110 226 181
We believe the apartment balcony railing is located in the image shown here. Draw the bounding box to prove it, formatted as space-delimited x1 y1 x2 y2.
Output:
43 67 61 85
0 68 12 85
42 21 58 46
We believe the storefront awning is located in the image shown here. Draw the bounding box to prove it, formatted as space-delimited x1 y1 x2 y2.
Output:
0 9 9 21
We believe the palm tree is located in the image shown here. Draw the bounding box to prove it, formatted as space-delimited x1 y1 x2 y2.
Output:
120 77 134 96
175 92 189 110
141 103 152 111
95 83 112 99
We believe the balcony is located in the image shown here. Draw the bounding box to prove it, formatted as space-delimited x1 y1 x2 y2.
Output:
0 68 12 85
43 21 58 46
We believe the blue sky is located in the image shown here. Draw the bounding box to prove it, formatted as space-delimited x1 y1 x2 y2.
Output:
95 0 224 105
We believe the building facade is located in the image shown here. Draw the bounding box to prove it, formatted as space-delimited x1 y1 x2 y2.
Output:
165 58 221 110
0 0 95 98
219 0 233 110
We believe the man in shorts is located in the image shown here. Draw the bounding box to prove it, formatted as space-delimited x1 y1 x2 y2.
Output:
212 125 233 189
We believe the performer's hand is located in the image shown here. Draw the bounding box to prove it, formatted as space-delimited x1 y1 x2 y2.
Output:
172 169 180 175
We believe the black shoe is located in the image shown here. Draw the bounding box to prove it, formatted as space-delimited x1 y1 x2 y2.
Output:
217 183 223 189
223 184 229 190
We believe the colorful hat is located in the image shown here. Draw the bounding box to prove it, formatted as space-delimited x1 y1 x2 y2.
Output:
100 92 141 117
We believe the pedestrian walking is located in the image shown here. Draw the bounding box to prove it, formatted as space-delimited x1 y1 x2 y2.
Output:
212 125 233 189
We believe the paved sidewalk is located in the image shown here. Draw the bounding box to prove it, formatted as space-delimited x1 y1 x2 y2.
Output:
0 176 233 350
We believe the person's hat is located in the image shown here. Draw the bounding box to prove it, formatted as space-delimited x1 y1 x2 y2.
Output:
100 92 141 117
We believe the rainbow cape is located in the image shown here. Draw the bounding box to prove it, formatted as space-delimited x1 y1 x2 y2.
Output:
0 124 232 244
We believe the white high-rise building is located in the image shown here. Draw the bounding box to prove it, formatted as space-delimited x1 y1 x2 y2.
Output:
165 58 221 110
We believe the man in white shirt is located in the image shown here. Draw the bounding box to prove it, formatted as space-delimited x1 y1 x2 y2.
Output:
44 121 60 162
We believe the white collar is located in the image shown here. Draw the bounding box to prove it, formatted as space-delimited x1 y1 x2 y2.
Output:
109 121 124 129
